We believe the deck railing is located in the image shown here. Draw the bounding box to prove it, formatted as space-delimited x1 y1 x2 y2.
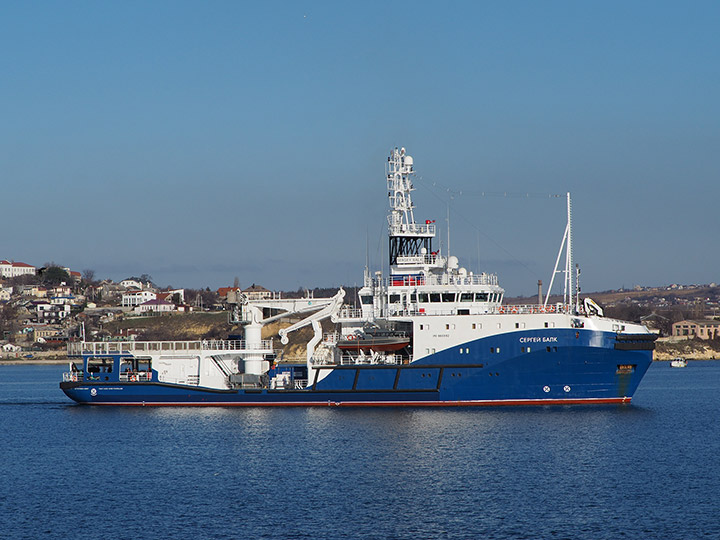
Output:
336 303 572 320
68 339 274 357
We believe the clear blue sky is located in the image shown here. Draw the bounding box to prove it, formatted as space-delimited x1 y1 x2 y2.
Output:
2 1 719 296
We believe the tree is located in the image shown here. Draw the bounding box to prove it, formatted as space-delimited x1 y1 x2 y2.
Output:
40 266 70 287
82 269 96 283
0 303 19 339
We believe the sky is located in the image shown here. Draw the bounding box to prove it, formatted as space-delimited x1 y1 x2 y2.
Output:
2 1 719 297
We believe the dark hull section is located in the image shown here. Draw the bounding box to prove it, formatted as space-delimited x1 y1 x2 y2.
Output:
60 329 653 406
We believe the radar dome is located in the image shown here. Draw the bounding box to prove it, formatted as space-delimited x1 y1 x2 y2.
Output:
420 247 427 255
448 256 459 270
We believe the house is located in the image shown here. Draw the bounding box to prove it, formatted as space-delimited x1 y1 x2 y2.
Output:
122 290 157 307
0 260 36 279
159 289 185 304
134 298 176 314
243 284 272 301
120 279 144 290
31 325 65 344
671 319 720 340
218 287 241 300
2 343 21 352
0 287 11 302
20 285 47 298
34 302 71 324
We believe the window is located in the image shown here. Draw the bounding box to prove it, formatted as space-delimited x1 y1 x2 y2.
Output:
475 292 489 302
430 293 441 303
460 293 474 302
389 294 401 303
418 293 429 303
441 293 456 302
360 295 373 305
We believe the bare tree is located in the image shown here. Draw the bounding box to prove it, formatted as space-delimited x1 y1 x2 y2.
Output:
82 269 96 283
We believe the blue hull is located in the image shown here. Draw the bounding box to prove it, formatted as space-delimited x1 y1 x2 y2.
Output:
60 329 653 406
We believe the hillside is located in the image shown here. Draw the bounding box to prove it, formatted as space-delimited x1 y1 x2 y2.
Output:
104 311 333 363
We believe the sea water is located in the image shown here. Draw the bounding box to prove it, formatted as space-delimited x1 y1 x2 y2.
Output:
0 362 718 540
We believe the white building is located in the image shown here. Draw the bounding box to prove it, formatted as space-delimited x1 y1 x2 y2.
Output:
35 303 71 324
134 298 176 314
120 279 144 290
0 287 12 301
122 290 157 307
0 260 36 279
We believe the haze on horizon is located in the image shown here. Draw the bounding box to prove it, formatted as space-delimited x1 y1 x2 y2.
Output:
2 1 719 297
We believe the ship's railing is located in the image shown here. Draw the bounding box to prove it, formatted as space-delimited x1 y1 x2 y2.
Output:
336 303 572 320
62 371 84 382
68 339 274 357
495 303 571 315
119 371 153 382
389 223 435 236
381 273 499 288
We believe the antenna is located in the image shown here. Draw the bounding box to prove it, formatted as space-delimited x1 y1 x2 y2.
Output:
446 201 451 258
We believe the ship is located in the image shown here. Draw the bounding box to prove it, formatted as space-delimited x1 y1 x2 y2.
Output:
60 147 656 406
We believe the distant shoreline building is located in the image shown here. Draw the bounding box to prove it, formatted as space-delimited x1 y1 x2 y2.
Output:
0 260 36 279
671 319 720 339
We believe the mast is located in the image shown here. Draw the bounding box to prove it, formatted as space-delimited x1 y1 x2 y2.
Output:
565 192 573 308
545 191 574 310
386 147 436 272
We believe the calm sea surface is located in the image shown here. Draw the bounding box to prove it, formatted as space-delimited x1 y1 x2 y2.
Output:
0 361 718 540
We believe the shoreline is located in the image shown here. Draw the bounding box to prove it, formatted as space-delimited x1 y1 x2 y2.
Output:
0 358 68 366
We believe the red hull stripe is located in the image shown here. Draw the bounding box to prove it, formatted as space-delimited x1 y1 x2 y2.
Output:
83 397 632 407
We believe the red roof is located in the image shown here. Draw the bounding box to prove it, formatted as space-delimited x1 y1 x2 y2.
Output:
0 260 34 267
139 298 172 306
217 287 241 296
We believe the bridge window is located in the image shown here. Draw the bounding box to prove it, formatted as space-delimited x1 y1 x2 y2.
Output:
389 294 401 303
360 295 373 305
418 293 429 303
430 293 441 303
442 293 456 302
475 292 489 302
460 293 474 302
